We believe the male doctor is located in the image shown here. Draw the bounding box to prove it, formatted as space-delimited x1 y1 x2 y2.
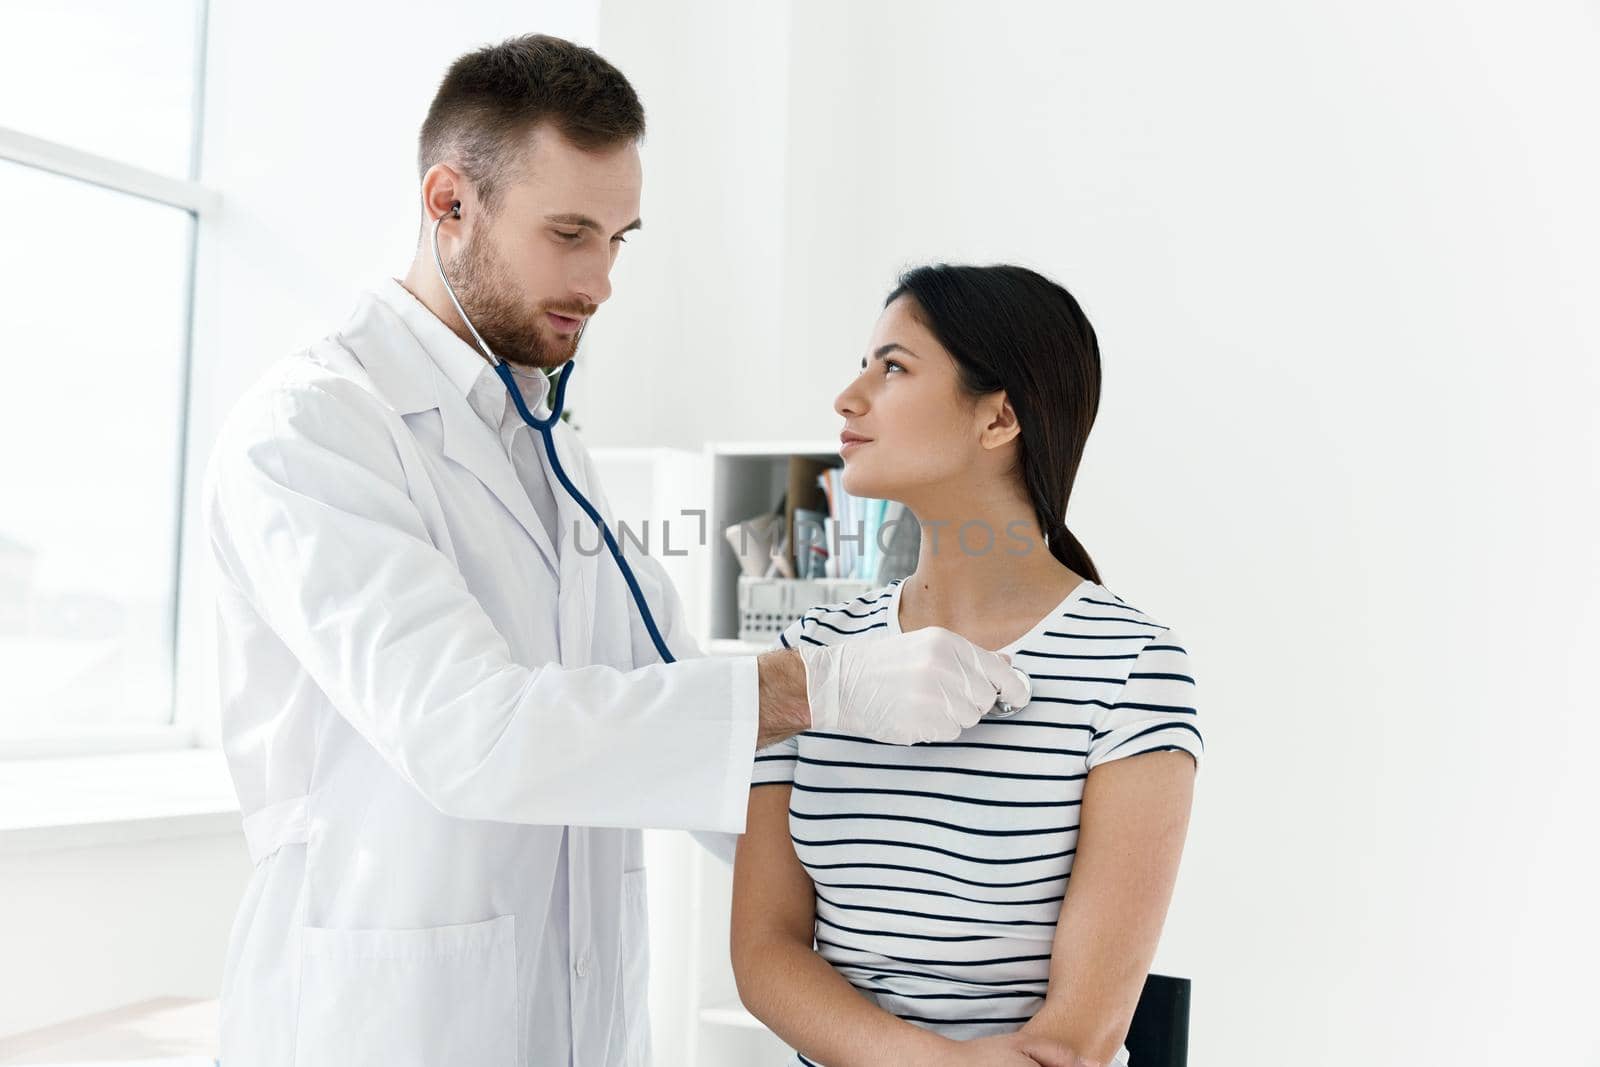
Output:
203 34 1032 1067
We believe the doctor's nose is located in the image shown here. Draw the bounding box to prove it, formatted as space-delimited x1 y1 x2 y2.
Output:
573 262 612 307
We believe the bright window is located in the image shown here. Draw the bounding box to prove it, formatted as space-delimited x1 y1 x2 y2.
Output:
0 2 207 744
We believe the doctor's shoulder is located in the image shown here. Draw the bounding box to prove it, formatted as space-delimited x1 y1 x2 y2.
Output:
204 345 414 508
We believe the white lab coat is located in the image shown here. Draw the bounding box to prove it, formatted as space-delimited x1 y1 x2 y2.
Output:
204 280 757 1067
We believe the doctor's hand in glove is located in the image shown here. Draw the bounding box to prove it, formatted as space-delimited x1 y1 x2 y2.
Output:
789 626 1032 745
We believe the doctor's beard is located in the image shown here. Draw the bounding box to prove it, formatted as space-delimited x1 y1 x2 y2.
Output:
449 228 594 370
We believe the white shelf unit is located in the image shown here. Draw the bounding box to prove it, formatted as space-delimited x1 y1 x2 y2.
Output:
588 441 845 1067
705 440 845 643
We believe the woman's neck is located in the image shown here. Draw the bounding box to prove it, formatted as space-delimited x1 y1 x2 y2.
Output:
897 490 1082 641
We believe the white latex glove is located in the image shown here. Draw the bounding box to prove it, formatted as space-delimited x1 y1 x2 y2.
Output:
796 627 1033 745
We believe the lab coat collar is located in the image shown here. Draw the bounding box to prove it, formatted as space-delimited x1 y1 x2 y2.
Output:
378 277 485 401
366 275 560 422
343 280 561 579
370 277 554 422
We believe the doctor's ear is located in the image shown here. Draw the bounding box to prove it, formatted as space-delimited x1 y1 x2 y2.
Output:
419 163 470 226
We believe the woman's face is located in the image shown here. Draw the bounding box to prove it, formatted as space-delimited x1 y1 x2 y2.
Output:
833 296 1008 504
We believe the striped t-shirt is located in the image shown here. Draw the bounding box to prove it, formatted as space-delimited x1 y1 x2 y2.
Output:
750 577 1203 1067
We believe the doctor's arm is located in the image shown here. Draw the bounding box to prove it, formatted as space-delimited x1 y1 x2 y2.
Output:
205 381 803 833
1016 750 1197 1063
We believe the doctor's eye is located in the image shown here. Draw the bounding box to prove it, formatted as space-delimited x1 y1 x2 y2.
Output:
611 235 629 245
553 229 583 242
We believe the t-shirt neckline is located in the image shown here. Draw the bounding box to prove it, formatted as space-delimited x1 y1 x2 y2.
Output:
885 575 1099 655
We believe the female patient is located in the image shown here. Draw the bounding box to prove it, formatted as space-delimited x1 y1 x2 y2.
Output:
731 264 1203 1067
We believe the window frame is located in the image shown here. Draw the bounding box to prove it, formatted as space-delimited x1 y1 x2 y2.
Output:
0 0 214 759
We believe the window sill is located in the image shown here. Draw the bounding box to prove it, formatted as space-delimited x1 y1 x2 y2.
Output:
0 995 218 1061
0 748 240 856
0 723 198 761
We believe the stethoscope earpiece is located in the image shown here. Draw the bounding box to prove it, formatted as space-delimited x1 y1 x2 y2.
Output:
449 200 461 220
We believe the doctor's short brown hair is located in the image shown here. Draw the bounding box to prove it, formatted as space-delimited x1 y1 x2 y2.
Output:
417 33 645 213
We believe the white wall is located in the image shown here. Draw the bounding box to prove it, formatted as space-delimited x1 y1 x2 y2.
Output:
578 0 795 449
0 831 250 1037
599 1 1600 1062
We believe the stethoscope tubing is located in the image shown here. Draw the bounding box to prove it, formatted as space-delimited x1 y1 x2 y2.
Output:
431 206 676 665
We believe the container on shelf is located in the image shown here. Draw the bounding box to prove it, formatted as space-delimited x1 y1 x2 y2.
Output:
736 576 876 643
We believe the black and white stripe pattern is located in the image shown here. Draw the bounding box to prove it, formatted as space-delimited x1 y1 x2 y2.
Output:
751 578 1202 1066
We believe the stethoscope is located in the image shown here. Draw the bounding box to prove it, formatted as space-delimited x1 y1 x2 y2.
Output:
430 201 1021 719
431 201 676 665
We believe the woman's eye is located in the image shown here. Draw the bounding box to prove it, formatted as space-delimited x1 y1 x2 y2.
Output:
858 359 905 376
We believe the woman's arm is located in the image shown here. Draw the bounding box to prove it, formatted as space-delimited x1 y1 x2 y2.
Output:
1018 749 1198 1063
731 782 950 1065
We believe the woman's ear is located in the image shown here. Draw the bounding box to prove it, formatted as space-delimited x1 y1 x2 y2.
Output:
979 393 1022 451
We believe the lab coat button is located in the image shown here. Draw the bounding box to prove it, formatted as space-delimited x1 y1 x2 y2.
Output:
574 953 590 978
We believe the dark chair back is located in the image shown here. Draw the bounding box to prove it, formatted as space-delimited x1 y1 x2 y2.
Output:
1123 973 1190 1066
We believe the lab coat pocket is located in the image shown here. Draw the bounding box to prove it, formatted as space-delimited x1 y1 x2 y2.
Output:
294 913 518 1067
618 869 652 1066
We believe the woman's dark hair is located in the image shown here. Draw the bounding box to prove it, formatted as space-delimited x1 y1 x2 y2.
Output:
886 264 1103 583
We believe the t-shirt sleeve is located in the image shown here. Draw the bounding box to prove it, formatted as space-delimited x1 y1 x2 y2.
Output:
1086 627 1204 771
750 612 813 787
751 735 800 786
